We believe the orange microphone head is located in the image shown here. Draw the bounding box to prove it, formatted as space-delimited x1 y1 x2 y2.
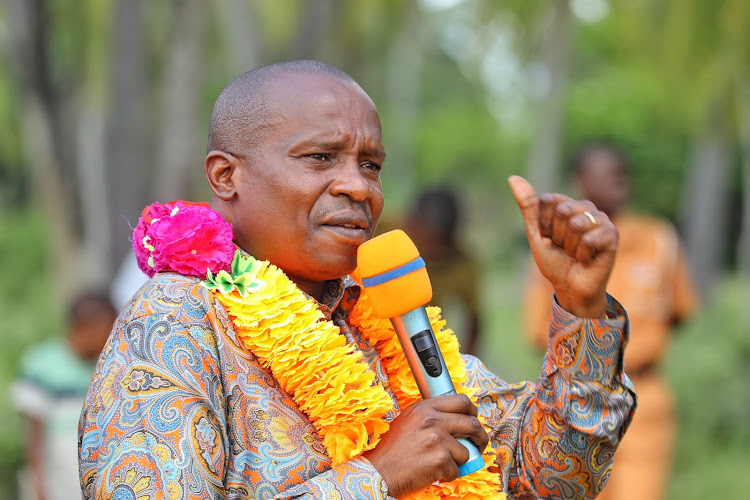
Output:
356 230 432 318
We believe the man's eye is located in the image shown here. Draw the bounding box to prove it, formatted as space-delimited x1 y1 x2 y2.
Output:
362 162 382 172
307 154 331 162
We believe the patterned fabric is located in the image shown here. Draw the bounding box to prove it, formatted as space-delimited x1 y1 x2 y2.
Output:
79 273 635 499
524 212 697 500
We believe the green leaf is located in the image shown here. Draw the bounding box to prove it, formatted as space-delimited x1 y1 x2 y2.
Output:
231 250 242 276
233 274 251 287
235 284 249 298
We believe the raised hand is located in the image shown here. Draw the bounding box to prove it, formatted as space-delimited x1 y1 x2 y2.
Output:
508 175 618 318
363 394 489 498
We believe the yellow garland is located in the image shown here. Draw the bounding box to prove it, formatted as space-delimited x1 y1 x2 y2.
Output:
211 259 505 499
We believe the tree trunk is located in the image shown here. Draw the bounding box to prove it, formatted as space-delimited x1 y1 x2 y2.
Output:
76 100 111 288
737 80 750 329
106 0 149 274
215 0 264 75
5 0 80 298
680 101 732 301
154 0 207 201
525 0 572 193
382 0 422 213
292 0 342 62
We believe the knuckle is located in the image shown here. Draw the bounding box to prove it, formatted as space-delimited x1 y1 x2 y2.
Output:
423 429 443 448
581 231 597 246
569 215 585 231
421 416 439 430
471 417 484 434
556 201 575 216
435 448 452 464
539 193 555 204
442 463 460 482
414 400 433 417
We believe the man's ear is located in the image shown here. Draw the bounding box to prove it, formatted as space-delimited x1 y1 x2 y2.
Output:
205 150 239 201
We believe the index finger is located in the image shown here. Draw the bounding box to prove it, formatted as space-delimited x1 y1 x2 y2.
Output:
428 393 478 417
508 175 540 242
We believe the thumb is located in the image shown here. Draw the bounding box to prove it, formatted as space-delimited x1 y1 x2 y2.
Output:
508 175 541 244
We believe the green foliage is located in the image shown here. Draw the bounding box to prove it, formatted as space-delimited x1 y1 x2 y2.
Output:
0 211 62 500
480 267 750 500
664 276 750 499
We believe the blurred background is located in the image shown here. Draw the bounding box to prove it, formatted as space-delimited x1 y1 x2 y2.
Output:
0 0 748 498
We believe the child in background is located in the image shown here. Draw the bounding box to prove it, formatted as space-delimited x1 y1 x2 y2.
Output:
11 291 116 500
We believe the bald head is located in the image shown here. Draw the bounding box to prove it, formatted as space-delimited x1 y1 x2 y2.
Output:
207 60 356 155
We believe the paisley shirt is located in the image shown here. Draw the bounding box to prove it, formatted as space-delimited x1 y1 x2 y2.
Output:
78 273 635 499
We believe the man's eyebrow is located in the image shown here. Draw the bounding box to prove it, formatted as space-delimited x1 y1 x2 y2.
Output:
290 135 386 160
364 146 386 161
288 134 344 152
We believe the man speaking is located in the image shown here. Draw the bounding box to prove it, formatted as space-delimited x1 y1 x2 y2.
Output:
78 60 635 499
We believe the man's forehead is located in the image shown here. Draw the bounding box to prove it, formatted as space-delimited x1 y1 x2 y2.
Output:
265 71 375 111
258 73 382 138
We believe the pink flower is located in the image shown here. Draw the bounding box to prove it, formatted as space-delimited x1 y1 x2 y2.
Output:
132 201 234 278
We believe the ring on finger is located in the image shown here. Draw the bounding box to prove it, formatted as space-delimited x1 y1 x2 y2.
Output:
583 211 597 225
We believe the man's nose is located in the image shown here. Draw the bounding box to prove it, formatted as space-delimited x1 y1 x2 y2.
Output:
329 157 371 201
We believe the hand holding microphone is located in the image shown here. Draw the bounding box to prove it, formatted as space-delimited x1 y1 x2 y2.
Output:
358 230 488 497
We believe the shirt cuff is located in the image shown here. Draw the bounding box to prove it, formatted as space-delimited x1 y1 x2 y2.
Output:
545 294 629 387
279 456 394 499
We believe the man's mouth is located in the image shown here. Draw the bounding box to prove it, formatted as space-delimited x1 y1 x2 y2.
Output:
331 223 365 230
321 213 371 244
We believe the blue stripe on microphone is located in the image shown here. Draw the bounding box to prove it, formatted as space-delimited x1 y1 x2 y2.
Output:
361 256 425 288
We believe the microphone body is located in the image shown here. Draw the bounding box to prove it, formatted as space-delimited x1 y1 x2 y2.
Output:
357 230 485 477
390 307 455 399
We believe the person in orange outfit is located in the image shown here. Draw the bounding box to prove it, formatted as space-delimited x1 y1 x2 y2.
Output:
523 143 699 500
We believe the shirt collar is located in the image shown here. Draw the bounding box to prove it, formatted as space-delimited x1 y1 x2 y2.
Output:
319 275 361 320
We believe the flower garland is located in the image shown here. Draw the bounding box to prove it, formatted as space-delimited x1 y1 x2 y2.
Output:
133 201 504 500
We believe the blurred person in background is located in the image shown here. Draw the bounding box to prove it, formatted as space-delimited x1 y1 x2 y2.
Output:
404 188 481 355
523 142 699 500
11 291 116 500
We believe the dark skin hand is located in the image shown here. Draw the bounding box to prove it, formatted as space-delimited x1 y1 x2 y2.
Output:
365 177 619 498
363 394 489 498
509 176 618 318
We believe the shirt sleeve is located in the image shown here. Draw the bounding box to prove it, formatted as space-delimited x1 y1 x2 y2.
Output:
11 379 52 419
274 457 393 499
466 294 636 499
78 312 229 499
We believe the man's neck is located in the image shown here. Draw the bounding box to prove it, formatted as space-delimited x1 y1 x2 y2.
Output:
289 277 327 302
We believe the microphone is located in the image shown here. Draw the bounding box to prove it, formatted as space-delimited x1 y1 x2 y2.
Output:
356 229 485 477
